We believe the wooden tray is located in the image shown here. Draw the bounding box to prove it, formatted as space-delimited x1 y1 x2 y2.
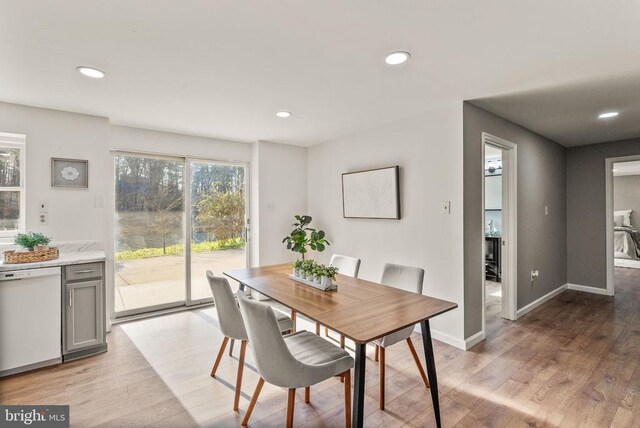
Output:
3 248 59 264
288 275 337 291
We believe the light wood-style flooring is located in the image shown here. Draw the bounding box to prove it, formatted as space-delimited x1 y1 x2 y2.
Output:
1 267 640 427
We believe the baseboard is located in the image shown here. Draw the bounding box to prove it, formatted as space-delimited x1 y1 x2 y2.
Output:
414 325 466 350
516 283 568 318
567 283 611 296
615 258 640 269
464 330 485 350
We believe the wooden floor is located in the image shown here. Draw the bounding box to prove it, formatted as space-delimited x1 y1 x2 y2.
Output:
2 268 640 427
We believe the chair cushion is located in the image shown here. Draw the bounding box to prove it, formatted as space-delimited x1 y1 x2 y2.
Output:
282 331 354 387
275 311 294 333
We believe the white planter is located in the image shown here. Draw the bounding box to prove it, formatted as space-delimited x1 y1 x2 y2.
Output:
321 276 333 288
300 272 307 280
314 275 321 284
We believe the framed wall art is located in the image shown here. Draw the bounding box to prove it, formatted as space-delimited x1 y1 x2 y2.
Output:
342 165 400 219
51 158 89 188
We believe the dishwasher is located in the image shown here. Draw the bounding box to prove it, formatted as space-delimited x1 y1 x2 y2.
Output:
0 266 62 377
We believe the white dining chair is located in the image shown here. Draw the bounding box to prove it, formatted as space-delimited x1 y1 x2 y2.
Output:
373 263 428 410
318 254 361 348
237 291 354 428
207 271 294 412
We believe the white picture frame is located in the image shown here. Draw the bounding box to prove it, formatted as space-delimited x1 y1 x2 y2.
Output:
342 166 400 219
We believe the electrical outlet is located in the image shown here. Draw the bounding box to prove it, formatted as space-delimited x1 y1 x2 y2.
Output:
530 270 539 282
38 213 49 225
441 201 451 214
38 200 49 213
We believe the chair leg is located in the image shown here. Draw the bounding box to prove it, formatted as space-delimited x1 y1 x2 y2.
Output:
379 346 385 410
233 340 247 411
286 388 296 428
229 338 235 357
305 386 310 403
210 336 229 378
291 309 297 332
340 335 345 349
344 370 352 428
241 377 265 426
324 326 329 337
406 337 430 390
315 322 320 335
374 345 379 362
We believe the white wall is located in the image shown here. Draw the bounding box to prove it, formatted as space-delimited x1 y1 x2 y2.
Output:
0 102 110 245
253 141 307 266
307 103 465 347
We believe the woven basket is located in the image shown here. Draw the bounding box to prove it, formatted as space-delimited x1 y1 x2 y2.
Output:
3 247 59 264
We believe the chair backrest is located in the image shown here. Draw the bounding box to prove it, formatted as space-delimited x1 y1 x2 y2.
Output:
380 263 424 295
329 254 361 278
206 271 247 340
237 292 300 385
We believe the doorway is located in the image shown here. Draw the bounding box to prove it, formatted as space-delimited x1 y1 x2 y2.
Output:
606 155 640 295
482 133 517 338
113 152 249 317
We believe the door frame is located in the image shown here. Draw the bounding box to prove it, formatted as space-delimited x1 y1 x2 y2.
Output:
481 133 518 336
605 154 640 296
110 149 250 318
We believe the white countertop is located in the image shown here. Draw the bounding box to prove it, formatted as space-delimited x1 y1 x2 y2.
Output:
0 250 106 271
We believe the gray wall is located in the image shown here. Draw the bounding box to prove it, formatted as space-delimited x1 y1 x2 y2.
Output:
567 138 640 288
614 175 640 228
463 102 567 338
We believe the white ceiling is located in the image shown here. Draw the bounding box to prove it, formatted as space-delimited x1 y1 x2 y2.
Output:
2 1 640 146
614 160 640 176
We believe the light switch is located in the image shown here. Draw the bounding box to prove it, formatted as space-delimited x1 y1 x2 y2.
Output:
94 194 105 209
545 205 549 216
441 201 451 214
38 200 49 213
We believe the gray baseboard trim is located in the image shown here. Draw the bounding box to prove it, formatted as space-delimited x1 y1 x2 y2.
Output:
63 344 108 362
567 283 611 296
516 283 568 318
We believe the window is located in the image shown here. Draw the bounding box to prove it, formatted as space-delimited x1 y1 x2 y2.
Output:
0 133 26 239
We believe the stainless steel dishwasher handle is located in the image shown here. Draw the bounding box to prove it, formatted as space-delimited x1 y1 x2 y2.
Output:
73 269 95 274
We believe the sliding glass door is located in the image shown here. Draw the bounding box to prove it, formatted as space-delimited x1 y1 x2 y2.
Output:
188 161 247 302
113 153 248 316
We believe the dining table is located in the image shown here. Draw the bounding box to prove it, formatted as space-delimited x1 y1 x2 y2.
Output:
224 264 458 428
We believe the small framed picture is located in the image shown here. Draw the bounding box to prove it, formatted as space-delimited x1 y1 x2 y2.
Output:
51 158 89 188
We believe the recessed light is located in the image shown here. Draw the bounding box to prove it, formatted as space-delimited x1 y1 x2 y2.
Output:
598 111 618 119
384 51 411 65
276 111 291 118
76 66 106 79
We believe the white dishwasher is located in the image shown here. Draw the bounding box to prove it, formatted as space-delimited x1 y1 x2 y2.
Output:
0 266 62 377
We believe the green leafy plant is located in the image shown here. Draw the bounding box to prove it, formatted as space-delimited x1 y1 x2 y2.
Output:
14 232 52 251
323 266 339 280
282 215 330 260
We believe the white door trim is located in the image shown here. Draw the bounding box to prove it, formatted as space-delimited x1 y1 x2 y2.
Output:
481 133 518 341
605 154 640 296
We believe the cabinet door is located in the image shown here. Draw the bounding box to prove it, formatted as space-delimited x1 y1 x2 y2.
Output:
65 279 104 352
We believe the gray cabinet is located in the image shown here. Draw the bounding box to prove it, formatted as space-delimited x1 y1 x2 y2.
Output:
62 262 106 360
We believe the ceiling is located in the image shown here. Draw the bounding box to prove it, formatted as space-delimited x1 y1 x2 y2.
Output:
614 160 640 176
2 1 640 147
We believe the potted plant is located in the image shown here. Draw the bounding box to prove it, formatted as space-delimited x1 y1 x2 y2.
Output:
300 259 315 279
321 266 339 288
292 260 303 277
312 264 322 284
282 215 330 260
14 232 52 252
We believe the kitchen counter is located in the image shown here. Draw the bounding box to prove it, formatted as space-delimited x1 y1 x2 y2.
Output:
0 250 106 271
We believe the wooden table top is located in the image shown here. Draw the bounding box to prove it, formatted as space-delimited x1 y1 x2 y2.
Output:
224 264 458 344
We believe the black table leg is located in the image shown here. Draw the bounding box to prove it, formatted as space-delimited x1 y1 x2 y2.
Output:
352 342 366 428
420 319 441 428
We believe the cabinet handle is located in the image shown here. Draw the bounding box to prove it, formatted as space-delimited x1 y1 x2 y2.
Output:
68 290 73 307
74 269 95 274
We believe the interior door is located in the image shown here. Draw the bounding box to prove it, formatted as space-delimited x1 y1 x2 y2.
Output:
188 160 248 303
